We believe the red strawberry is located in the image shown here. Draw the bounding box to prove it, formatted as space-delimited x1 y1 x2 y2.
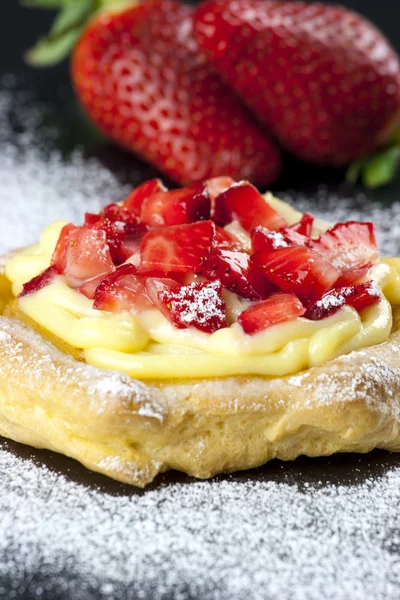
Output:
309 222 379 285
123 179 167 216
66 0 281 186
52 225 114 287
238 293 305 334
206 176 235 201
289 213 314 238
194 0 400 166
148 278 228 332
93 264 153 313
141 182 211 228
19 266 60 298
214 226 243 251
214 181 287 231
90 203 147 264
305 281 381 320
139 220 215 273
251 226 306 253
252 246 339 302
203 249 261 300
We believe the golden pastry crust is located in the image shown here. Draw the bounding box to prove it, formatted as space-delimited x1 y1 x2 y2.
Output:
1 253 400 487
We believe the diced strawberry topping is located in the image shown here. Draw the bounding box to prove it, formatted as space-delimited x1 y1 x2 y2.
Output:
93 263 153 313
52 225 114 287
19 266 60 298
305 281 381 320
251 227 296 252
123 179 167 216
309 222 379 284
214 181 288 231
203 249 261 300
206 176 235 201
253 246 340 302
238 293 305 335
84 212 102 226
140 182 211 228
139 220 215 274
334 263 373 288
214 226 242 251
289 213 314 237
91 203 147 264
149 278 228 333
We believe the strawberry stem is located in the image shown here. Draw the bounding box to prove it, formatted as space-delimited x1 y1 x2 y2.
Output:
23 0 131 67
346 132 400 189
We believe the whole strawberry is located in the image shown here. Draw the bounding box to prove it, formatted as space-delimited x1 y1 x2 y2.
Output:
194 0 400 167
26 0 281 187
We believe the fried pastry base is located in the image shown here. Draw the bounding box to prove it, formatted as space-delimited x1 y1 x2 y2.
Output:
1 255 400 487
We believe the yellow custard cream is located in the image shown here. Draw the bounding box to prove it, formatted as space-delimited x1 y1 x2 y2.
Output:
5 207 400 380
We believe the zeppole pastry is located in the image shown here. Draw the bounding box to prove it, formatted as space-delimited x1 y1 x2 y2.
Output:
1 177 400 487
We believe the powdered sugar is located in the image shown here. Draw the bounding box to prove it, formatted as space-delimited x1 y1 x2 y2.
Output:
0 443 400 599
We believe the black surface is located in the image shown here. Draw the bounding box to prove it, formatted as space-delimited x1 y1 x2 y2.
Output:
1 1 400 599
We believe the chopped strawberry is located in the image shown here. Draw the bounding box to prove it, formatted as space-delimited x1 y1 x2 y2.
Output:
92 203 147 264
123 179 167 216
309 222 379 285
52 226 114 287
203 249 260 300
305 281 381 320
247 256 278 299
290 213 314 237
19 266 60 298
139 220 215 274
253 246 340 302
238 293 305 335
93 263 153 313
141 182 211 228
214 226 243 251
84 213 102 226
206 176 235 201
334 263 373 288
51 223 80 271
149 279 228 333
251 226 299 253
214 181 287 231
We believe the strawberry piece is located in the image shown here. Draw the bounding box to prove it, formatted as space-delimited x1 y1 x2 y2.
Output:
238 293 305 335
194 0 400 166
92 203 147 264
52 225 114 287
305 281 381 320
93 264 153 313
290 213 314 237
84 213 102 226
247 256 278 300
19 266 59 298
335 263 373 288
214 181 287 231
309 222 379 285
72 0 281 187
149 279 228 333
203 249 260 300
139 220 215 274
206 176 235 201
253 246 340 302
123 179 167 216
141 182 211 228
214 226 243 251
251 226 304 253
